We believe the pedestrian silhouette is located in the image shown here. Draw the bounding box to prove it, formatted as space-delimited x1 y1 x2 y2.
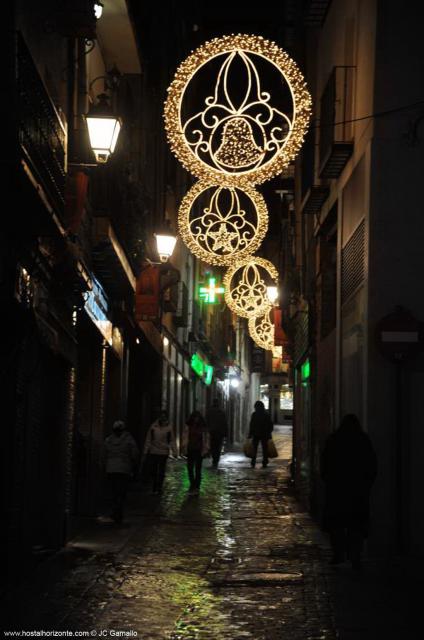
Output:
143 410 176 494
103 420 139 524
182 410 210 495
248 400 273 468
321 413 377 570
206 398 228 468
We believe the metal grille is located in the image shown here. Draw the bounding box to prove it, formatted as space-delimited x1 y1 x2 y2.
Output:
16 32 67 216
341 219 365 304
303 0 333 26
293 311 309 366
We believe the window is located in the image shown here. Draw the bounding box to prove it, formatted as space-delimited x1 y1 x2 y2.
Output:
280 388 293 410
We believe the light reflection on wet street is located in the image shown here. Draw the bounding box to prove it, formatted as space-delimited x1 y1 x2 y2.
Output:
5 426 337 639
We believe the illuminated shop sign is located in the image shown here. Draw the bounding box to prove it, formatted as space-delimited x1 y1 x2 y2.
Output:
84 276 112 344
190 352 214 385
204 364 214 385
199 277 225 304
300 358 310 381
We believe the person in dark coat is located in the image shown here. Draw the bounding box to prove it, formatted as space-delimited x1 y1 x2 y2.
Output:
248 400 273 468
321 414 377 570
182 411 210 495
206 398 228 468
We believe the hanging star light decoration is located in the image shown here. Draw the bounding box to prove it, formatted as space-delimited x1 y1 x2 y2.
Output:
164 34 311 186
223 257 278 318
178 181 268 265
210 224 239 251
248 308 275 350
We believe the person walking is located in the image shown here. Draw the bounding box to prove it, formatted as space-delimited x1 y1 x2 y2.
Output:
321 414 377 570
103 420 139 524
206 398 228 468
143 410 176 494
182 410 210 495
248 400 273 468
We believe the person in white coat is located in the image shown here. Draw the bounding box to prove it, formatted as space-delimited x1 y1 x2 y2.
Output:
103 420 139 523
143 410 176 494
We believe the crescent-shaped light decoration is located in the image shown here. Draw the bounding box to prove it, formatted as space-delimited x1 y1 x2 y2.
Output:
248 308 275 350
164 33 311 186
223 257 278 318
178 181 268 265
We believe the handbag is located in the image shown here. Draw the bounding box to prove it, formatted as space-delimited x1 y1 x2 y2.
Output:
267 438 278 459
243 439 254 459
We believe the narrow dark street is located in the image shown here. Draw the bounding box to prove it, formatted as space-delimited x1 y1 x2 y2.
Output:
3 428 421 639
4 1 424 638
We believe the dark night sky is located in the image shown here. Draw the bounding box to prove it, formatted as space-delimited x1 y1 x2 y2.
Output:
129 0 300 58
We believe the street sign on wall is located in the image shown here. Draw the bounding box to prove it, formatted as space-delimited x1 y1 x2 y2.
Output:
375 306 423 362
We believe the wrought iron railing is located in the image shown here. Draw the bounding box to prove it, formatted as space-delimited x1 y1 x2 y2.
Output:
16 32 67 216
319 66 355 178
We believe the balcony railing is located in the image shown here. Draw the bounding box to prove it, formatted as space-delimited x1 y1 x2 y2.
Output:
92 217 136 298
319 66 355 179
302 185 330 215
303 0 333 26
16 32 67 217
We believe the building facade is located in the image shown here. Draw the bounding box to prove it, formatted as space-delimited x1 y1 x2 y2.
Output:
3 1 258 577
291 0 424 555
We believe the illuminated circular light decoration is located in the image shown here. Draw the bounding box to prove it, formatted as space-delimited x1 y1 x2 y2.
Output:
223 257 278 318
248 309 275 351
178 181 268 265
164 34 311 186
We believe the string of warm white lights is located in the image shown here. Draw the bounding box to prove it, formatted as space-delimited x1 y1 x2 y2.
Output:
178 181 268 265
248 308 275 350
164 34 311 186
223 257 278 318
164 34 311 350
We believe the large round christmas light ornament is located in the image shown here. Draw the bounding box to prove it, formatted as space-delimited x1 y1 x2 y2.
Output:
248 308 275 350
164 34 311 186
178 181 268 265
223 257 278 318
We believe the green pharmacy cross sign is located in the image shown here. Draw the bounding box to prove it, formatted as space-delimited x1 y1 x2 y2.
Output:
199 277 225 304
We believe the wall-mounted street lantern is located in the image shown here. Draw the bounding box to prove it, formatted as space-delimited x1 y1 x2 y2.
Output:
267 286 279 305
94 2 104 19
85 93 122 164
155 222 177 263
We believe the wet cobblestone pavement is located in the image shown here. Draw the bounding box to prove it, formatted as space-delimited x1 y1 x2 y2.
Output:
4 427 338 638
5 426 421 639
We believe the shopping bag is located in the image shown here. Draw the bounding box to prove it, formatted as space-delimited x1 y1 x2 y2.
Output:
243 439 254 458
267 438 278 458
